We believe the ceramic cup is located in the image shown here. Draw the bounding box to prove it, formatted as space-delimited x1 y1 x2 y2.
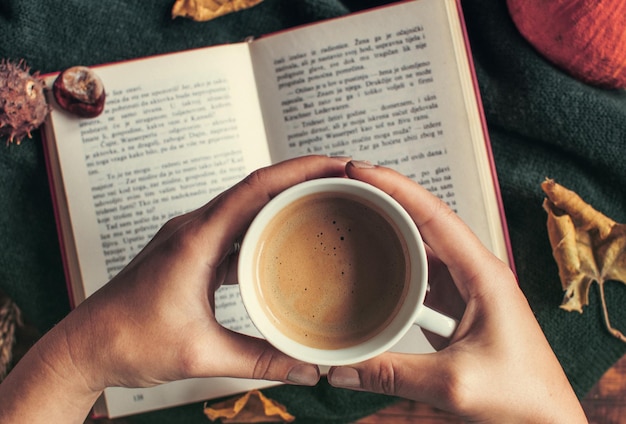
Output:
238 177 457 366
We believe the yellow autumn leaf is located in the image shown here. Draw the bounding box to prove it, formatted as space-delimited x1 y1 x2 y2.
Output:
172 0 264 22
542 178 626 342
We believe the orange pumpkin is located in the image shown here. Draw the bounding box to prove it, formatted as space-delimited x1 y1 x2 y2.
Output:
507 0 626 89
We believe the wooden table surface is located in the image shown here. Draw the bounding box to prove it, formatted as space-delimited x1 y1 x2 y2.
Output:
357 354 626 424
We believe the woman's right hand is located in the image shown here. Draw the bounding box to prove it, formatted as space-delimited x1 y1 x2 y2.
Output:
328 161 588 423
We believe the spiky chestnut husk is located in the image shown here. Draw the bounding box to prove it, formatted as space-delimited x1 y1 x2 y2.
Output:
53 66 105 118
0 59 49 145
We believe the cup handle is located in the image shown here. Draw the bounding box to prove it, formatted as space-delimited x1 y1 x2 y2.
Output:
414 305 458 338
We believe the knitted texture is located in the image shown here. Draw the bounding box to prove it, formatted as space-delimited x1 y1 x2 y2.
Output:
0 0 625 421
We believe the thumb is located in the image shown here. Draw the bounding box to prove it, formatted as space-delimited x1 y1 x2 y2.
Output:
327 351 452 407
214 329 321 386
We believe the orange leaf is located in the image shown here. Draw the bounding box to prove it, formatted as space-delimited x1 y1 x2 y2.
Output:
172 0 264 22
203 389 295 423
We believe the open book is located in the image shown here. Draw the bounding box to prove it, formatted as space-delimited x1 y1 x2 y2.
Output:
42 0 512 418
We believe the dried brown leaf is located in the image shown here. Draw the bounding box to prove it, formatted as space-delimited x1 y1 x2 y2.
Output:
203 389 295 423
172 0 264 22
542 178 626 342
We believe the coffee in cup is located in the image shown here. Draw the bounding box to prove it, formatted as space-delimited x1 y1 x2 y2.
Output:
255 191 409 350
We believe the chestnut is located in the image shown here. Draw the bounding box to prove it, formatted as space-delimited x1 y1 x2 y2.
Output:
53 66 105 118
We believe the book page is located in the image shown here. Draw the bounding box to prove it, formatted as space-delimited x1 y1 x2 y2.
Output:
250 0 508 261
45 43 277 417
46 43 271 301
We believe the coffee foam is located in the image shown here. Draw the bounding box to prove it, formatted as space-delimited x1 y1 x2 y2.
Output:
255 192 409 350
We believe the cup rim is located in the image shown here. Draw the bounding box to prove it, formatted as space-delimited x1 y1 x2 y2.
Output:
238 177 428 366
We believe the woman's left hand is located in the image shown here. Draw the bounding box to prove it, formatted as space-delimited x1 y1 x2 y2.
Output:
74 155 349 389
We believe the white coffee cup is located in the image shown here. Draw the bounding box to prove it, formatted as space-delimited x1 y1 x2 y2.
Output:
238 177 457 366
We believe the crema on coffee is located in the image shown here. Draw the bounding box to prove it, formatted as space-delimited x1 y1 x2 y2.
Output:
254 192 409 350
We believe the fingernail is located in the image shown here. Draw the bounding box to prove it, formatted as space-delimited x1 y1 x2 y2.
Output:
349 160 375 169
329 367 361 388
286 364 320 386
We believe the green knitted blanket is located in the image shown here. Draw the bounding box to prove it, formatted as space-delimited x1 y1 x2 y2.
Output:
1 0 625 422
